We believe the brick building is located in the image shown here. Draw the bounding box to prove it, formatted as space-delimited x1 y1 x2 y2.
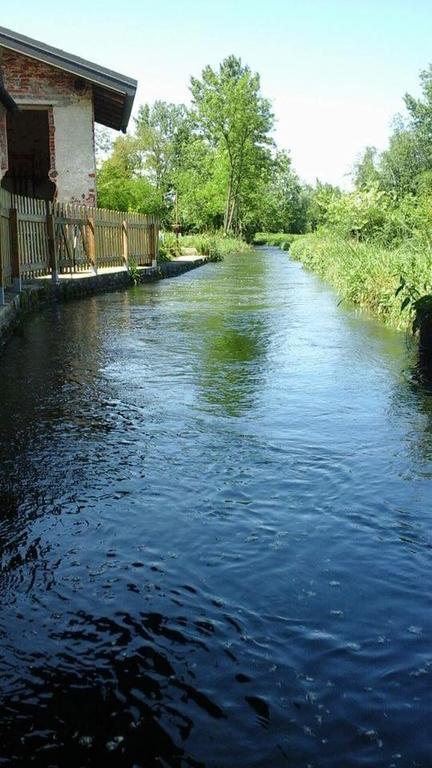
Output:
0 27 137 205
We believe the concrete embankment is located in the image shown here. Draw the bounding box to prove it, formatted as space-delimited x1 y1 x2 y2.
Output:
0 255 210 348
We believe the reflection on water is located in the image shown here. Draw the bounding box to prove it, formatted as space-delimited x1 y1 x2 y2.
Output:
197 255 269 416
1 248 432 767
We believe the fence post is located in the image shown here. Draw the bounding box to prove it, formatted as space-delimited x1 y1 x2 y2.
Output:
149 223 156 268
46 202 59 285
155 220 159 265
122 218 128 267
87 213 97 274
9 208 21 293
0 225 4 306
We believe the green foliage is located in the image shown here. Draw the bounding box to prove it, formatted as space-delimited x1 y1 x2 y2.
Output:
96 55 432 259
255 150 309 234
98 171 164 215
324 186 390 241
158 232 178 261
395 274 432 334
134 101 191 191
181 234 251 259
94 44 432 287
287 62 432 335
290 233 432 330
379 129 426 199
96 57 312 240
190 55 274 235
97 136 165 215
352 146 381 190
158 231 251 263
253 232 297 249
306 182 342 231
127 258 141 285
174 141 226 232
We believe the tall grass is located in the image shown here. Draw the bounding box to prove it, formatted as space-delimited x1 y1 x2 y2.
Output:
182 234 251 259
253 232 298 249
290 233 432 330
159 232 251 261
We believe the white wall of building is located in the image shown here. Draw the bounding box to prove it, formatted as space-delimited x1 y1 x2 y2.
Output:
53 98 96 205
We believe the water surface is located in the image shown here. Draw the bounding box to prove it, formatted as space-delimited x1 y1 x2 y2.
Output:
1 248 432 767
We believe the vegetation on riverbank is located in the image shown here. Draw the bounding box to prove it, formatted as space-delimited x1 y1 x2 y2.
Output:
97 56 308 240
288 65 432 333
253 232 298 249
97 53 432 335
290 234 432 330
159 232 251 262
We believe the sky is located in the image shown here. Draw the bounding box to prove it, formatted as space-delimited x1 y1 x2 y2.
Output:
2 0 432 188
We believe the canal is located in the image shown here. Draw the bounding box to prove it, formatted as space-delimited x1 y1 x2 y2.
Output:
1 248 432 767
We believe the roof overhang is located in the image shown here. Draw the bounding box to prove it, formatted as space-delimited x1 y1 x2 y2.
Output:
0 26 137 131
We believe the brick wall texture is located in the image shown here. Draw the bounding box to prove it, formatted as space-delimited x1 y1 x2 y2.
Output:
0 49 97 204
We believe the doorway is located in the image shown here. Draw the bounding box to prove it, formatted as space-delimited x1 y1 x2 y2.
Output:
2 109 55 200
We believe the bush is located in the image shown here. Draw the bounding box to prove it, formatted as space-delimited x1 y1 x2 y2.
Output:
158 232 178 261
324 187 390 242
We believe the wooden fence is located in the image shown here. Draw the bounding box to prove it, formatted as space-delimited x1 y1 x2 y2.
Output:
0 189 158 295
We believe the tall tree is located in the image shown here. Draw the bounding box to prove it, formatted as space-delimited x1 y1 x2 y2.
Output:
134 101 191 191
379 127 426 198
190 55 274 234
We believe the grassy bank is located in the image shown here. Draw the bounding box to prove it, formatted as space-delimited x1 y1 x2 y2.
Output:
253 232 298 249
290 233 432 331
159 232 251 261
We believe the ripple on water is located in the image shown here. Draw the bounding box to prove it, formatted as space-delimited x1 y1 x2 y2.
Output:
1 250 432 767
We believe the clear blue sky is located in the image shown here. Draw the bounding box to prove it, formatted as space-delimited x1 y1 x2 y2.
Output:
3 0 432 187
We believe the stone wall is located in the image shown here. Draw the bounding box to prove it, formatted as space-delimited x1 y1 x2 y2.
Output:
0 49 96 204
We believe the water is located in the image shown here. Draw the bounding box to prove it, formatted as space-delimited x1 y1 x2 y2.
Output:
1 248 432 767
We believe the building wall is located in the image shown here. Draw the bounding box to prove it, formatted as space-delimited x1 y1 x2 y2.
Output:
53 102 96 204
0 104 7 180
0 49 96 204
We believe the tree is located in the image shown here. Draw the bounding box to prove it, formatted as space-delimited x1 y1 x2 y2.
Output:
96 103 193 219
257 150 309 233
174 138 225 231
352 146 380 190
376 68 432 200
190 55 274 234
379 124 428 199
96 134 164 215
134 101 191 191
306 181 342 231
404 64 432 154
95 126 115 166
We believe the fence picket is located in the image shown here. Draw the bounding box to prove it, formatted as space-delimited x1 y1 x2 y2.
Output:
0 191 158 288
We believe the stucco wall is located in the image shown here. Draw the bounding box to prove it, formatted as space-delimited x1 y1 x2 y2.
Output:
53 101 96 204
0 49 96 204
